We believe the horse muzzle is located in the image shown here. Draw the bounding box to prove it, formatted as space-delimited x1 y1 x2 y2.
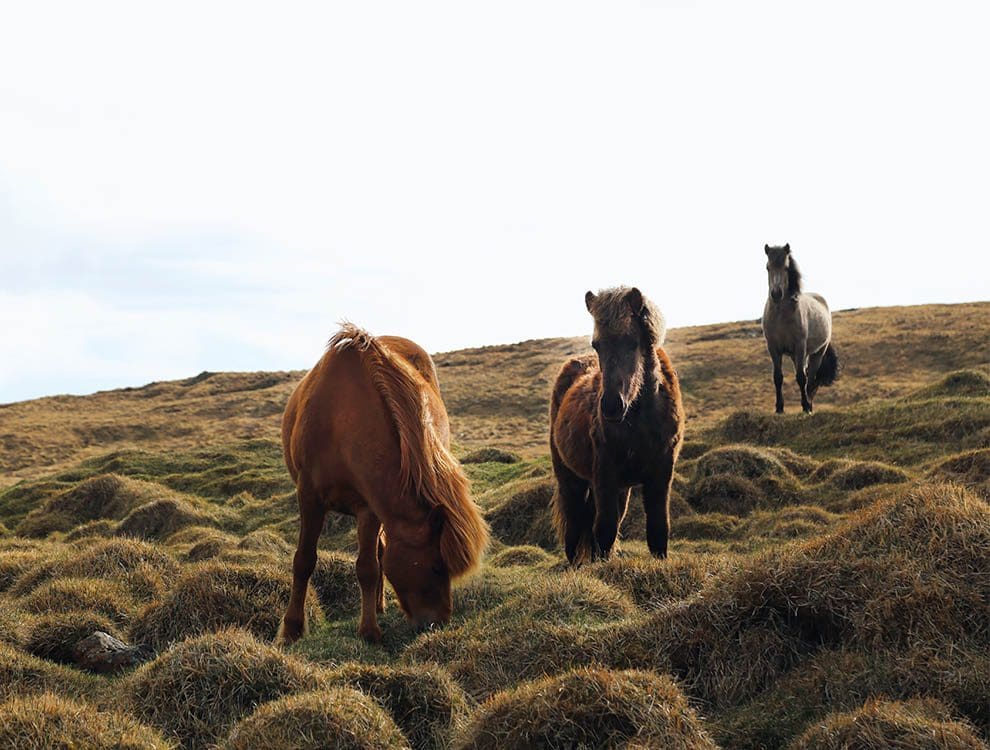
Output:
600 393 627 423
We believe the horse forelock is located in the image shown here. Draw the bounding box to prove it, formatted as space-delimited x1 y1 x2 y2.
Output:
335 324 488 578
590 287 666 345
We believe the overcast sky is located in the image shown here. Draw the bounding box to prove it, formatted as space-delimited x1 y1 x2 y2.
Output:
1 1 987 403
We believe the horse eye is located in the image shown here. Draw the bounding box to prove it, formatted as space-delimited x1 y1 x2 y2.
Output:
431 563 444 576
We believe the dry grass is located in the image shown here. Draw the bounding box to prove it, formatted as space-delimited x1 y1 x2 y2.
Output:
126 628 330 750
19 577 135 625
24 610 120 664
0 693 175 750
129 561 324 650
329 662 470 750
0 641 98 701
789 698 988 750
454 667 718 750
221 688 410 750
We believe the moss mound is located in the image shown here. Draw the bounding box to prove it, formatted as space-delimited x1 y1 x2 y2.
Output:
607 484 990 708
929 448 990 495
20 577 134 624
311 551 360 613
826 461 911 491
908 369 990 400
129 561 324 650
64 518 117 542
24 611 120 664
686 474 763 516
587 553 730 609
330 663 470 750
221 688 409 750
0 642 96 701
789 698 987 750
489 545 554 567
455 667 717 750
9 538 178 602
127 629 329 750
461 447 521 464
0 693 174 750
115 497 217 540
15 474 168 538
491 571 636 625
483 477 557 549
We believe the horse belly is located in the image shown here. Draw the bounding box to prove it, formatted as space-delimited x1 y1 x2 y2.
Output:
552 384 596 481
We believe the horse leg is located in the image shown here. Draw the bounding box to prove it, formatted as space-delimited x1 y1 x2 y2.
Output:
806 348 825 404
375 533 386 614
551 450 592 565
592 465 624 561
771 349 785 414
278 485 326 645
794 347 812 413
356 510 384 643
642 453 675 559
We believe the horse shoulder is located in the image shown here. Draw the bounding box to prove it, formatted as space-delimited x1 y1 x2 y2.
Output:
655 347 686 434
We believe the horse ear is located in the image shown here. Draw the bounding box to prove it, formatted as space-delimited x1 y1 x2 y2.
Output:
585 291 597 313
625 287 644 315
783 243 790 254
764 244 771 255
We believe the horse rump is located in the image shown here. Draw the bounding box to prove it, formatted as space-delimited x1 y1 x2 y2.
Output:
814 342 842 388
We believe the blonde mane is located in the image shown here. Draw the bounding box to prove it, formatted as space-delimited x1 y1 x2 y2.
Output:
328 324 489 577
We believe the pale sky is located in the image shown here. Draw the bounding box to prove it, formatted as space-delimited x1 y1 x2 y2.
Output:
1 1 987 403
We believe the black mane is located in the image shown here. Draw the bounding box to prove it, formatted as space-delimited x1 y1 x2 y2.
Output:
787 257 802 297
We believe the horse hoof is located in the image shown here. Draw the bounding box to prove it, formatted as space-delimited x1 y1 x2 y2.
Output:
275 619 304 647
359 625 382 644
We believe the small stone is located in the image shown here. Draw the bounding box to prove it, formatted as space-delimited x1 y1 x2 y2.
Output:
72 631 154 675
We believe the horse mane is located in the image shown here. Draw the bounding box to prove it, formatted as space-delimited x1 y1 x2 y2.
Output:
328 323 489 578
787 257 803 297
590 286 667 345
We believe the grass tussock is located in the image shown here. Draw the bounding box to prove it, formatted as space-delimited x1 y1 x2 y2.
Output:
221 688 410 750
15 474 170 538
789 698 988 750
0 693 175 750
928 448 990 496
126 629 330 750
19 577 135 624
606 484 990 707
24 610 120 664
129 561 324 650
330 662 470 750
0 642 97 701
115 497 218 541
586 553 732 609
482 477 558 549
64 518 117 541
460 447 521 464
310 551 360 614
9 538 178 602
454 667 718 750
489 544 554 567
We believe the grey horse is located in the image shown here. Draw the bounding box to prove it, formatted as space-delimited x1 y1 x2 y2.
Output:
761 244 841 413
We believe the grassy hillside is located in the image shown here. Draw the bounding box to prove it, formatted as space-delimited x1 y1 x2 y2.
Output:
0 301 988 749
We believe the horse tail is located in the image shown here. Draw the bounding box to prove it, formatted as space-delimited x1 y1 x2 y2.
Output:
814 342 841 389
329 323 489 578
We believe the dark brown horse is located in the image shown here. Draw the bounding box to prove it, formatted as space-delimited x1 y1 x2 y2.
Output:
550 287 684 563
278 324 489 644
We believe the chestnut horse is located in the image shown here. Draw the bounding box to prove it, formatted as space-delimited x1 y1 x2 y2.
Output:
278 324 488 644
550 287 684 563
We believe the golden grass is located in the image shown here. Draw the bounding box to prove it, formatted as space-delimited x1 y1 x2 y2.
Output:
0 693 175 750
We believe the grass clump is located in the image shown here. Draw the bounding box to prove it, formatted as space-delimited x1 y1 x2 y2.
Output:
460 447 521 464
15 474 168 538
310 551 360 613
928 448 990 496
126 628 329 750
587 553 731 609
907 369 990 400
129 561 323 650
454 667 718 750
489 544 554 567
24 611 120 664
9 538 178 602
221 688 410 750
788 698 987 750
115 497 218 541
330 662 470 750
64 518 117 541
686 474 763 516
20 577 134 624
0 642 97 701
825 461 911 491
0 693 175 750
483 477 558 549
489 571 636 626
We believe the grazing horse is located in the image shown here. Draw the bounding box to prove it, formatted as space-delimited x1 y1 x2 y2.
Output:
550 287 684 563
278 324 488 644
762 244 841 414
